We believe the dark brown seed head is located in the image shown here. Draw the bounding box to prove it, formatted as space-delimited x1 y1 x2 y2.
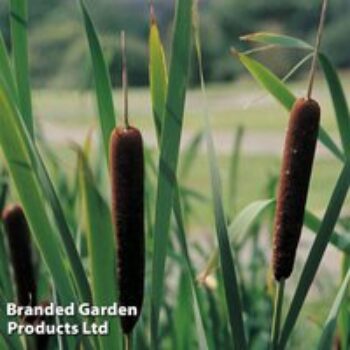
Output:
110 126 145 334
273 98 320 281
2 204 36 306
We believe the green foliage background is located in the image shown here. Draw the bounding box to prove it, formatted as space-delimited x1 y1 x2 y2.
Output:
0 0 349 88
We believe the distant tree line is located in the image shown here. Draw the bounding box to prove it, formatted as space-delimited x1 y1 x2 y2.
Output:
0 0 349 88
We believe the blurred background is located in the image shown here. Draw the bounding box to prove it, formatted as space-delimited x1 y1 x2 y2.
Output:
0 0 349 88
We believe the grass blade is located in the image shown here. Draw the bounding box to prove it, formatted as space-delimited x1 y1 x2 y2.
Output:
317 267 350 350
9 0 33 136
200 199 275 281
240 33 350 159
79 0 116 160
0 81 77 305
0 226 15 302
0 72 95 315
78 150 121 350
0 33 18 102
235 52 344 162
318 54 350 158
241 32 313 50
149 14 168 136
149 8 211 349
0 294 23 350
227 126 244 217
305 210 350 254
194 7 247 349
279 162 350 349
173 272 194 350
150 0 193 344
181 130 203 180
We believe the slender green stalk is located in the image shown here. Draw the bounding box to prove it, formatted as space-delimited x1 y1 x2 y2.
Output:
124 333 132 350
306 0 329 99
9 0 33 136
271 279 285 349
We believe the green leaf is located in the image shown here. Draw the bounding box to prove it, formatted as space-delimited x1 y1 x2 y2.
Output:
180 130 204 180
149 16 168 137
150 0 193 344
236 52 344 162
0 293 23 350
0 81 77 306
194 8 247 349
227 126 244 217
240 33 350 159
0 226 14 302
149 6 211 348
0 79 95 346
305 210 350 254
174 272 194 350
236 52 295 109
279 162 350 349
241 32 313 50
319 54 350 158
79 0 116 160
78 150 121 350
200 199 275 280
317 267 350 350
9 0 33 136
172 191 212 350
0 33 18 102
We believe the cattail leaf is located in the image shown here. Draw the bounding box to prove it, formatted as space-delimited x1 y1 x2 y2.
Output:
0 23 93 306
79 0 116 161
305 210 350 254
318 54 350 158
180 130 204 180
236 52 344 162
174 272 194 350
227 126 244 217
194 7 247 349
172 191 212 350
149 8 211 349
240 33 350 160
149 15 168 136
279 161 350 349
78 150 121 350
0 33 18 102
241 32 313 50
317 267 350 350
0 79 97 350
0 294 23 350
200 199 275 280
0 86 97 348
150 0 193 344
0 226 14 302
9 0 33 137
0 82 78 306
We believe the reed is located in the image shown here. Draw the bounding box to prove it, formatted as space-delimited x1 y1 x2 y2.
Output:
110 32 145 336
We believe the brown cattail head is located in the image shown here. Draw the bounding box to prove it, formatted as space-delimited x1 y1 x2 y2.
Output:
2 204 36 307
273 98 320 281
110 126 144 334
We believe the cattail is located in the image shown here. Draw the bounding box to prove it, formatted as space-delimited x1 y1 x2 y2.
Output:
2 204 36 307
272 98 320 281
110 31 145 335
110 127 145 334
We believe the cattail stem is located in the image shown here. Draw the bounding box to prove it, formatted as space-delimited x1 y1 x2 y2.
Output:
121 31 129 128
306 0 329 99
271 279 285 349
124 333 132 350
